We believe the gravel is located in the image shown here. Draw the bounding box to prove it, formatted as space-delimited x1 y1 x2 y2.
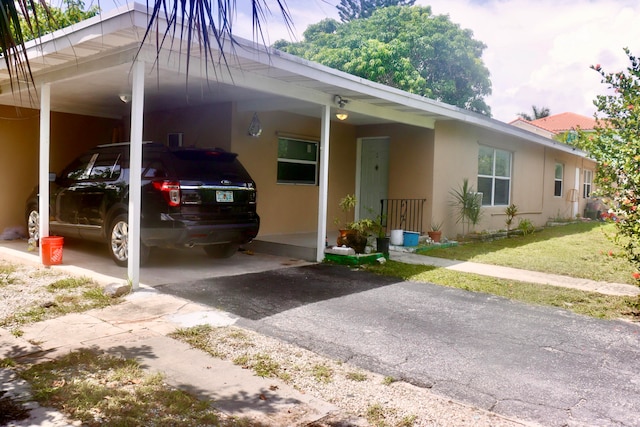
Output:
0 258 528 427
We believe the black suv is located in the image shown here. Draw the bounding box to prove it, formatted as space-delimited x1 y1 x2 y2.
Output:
25 142 260 266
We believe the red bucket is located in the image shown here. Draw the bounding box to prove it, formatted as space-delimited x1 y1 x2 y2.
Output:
41 236 64 266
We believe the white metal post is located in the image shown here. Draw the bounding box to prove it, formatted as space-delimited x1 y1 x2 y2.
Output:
128 60 145 289
38 83 51 261
316 104 331 262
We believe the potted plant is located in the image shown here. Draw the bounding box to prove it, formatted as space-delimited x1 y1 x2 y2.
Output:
370 212 389 256
346 218 374 253
427 221 443 243
334 194 357 246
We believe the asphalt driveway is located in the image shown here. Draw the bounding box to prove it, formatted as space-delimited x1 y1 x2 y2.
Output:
155 264 640 427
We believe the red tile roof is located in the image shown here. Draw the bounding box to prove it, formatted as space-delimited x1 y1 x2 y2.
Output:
529 112 596 133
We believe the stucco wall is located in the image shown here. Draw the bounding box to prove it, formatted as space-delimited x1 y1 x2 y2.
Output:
231 109 357 235
142 103 233 149
0 106 120 232
434 121 596 238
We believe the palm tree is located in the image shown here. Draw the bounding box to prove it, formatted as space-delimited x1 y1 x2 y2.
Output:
0 0 294 90
517 105 550 121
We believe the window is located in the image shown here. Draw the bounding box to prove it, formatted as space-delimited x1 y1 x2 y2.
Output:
477 146 511 206
554 163 564 197
277 137 318 185
583 169 593 198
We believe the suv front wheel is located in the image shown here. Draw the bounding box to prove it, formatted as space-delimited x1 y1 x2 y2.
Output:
108 214 150 267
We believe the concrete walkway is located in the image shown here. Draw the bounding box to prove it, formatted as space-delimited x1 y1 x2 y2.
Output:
390 251 640 297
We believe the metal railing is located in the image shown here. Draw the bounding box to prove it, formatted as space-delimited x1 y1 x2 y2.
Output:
380 199 426 234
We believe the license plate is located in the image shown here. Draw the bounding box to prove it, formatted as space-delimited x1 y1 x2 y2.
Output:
216 190 233 202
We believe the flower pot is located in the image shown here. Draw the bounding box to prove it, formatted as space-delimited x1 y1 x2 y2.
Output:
337 229 355 246
376 237 390 256
346 233 368 254
428 230 442 243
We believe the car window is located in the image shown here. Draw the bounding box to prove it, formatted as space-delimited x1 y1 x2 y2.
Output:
88 153 122 180
62 153 98 181
171 150 251 182
142 160 168 178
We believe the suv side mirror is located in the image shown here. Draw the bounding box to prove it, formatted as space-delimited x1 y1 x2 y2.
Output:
49 172 57 182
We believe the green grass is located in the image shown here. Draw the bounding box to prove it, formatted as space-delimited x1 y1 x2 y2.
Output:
17 349 247 426
0 263 17 286
366 261 640 321
427 222 637 284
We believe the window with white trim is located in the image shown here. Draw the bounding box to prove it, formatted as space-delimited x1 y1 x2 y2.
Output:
477 146 511 206
277 137 319 185
583 169 593 198
554 163 564 197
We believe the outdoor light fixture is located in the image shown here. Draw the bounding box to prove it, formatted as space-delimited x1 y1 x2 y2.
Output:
119 93 132 104
247 112 262 137
334 95 349 120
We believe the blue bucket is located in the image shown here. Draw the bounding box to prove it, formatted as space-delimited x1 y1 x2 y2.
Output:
403 231 419 247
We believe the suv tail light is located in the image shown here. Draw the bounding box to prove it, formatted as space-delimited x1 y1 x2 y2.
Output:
153 180 181 206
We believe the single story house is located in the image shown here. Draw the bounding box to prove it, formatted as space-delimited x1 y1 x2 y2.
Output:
0 3 596 273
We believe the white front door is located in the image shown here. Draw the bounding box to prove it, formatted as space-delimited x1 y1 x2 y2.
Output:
357 137 390 220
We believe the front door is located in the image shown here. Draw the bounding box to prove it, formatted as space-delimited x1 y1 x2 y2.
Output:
358 137 390 220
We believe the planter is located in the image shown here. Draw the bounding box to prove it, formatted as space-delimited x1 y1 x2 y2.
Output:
427 230 442 243
346 233 368 254
337 229 355 246
376 237 390 256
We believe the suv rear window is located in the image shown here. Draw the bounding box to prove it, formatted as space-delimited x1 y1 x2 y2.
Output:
171 150 251 182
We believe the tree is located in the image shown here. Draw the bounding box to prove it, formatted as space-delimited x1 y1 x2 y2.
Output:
276 6 492 116
577 48 640 280
517 105 550 121
0 0 293 90
337 0 415 22
18 0 99 42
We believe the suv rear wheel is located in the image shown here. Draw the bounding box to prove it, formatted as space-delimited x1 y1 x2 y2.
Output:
203 243 238 259
108 214 150 267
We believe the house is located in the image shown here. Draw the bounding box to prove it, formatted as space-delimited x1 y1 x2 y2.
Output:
510 112 597 142
0 3 596 273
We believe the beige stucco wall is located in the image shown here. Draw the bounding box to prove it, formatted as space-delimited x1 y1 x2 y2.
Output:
231 109 357 236
142 103 233 149
433 121 596 239
0 106 120 232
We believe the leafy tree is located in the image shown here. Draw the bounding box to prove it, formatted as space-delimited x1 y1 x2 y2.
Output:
337 0 415 22
517 105 550 121
18 0 99 42
0 0 293 90
276 6 492 115
577 48 640 279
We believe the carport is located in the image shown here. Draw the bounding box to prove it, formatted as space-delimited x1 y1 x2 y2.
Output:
0 3 458 289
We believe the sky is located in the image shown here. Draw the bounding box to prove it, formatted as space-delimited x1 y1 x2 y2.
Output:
91 0 640 123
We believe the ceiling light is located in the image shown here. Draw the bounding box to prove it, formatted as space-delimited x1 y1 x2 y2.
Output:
119 93 131 104
334 95 349 121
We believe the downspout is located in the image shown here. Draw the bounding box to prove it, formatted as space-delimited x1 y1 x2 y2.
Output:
316 104 330 262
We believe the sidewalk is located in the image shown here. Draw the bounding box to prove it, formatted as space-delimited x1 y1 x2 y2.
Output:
390 251 640 297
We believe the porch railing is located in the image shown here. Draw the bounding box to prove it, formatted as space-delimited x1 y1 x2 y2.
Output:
380 199 426 234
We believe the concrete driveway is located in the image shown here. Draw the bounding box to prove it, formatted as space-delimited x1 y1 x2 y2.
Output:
154 263 640 427
0 238 310 287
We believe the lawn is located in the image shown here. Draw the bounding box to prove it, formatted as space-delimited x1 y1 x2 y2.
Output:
424 222 637 285
363 221 640 321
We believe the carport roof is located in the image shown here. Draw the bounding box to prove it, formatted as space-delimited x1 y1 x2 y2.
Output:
0 2 586 157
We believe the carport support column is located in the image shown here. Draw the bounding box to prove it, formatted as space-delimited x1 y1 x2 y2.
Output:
38 83 51 261
316 104 331 262
128 60 145 290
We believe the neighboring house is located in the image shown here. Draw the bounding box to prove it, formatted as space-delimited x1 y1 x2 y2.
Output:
0 3 596 265
510 112 596 142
